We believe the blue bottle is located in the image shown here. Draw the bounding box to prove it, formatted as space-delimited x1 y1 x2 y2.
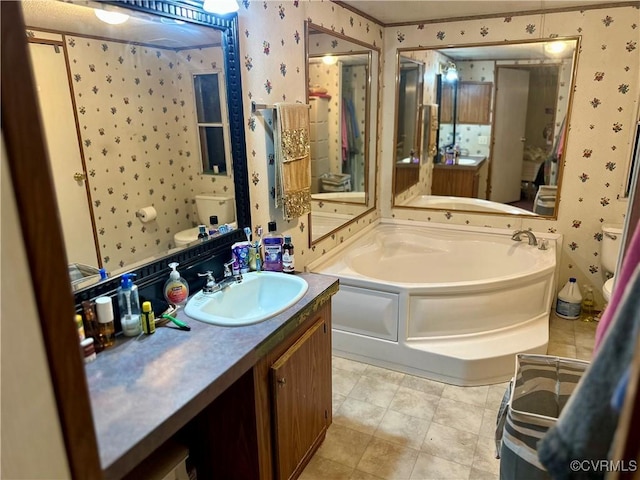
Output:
263 221 283 272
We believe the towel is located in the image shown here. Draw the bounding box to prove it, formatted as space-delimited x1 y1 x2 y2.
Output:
274 103 312 220
595 220 640 352
537 264 640 478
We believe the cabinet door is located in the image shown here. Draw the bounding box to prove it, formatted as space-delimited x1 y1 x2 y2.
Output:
456 82 492 125
271 318 331 480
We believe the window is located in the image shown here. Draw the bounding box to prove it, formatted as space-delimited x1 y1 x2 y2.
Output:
193 72 231 175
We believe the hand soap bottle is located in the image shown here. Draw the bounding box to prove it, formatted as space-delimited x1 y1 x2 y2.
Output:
263 221 283 272
117 273 142 336
164 262 189 306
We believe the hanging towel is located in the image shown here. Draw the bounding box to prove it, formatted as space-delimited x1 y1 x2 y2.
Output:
537 264 640 479
595 220 640 352
274 103 312 220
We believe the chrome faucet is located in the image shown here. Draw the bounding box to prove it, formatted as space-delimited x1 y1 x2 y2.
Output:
199 260 242 294
511 230 538 246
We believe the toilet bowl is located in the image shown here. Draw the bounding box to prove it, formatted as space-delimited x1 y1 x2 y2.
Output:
173 193 235 247
600 224 623 302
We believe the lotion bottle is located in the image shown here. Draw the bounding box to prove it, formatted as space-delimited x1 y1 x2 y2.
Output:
164 262 189 306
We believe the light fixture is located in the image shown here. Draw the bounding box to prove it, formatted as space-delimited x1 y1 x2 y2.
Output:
545 41 566 54
94 9 129 25
322 54 338 65
203 0 239 14
445 62 458 82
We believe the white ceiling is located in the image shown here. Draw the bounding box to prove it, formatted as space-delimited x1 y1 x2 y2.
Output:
338 1 629 25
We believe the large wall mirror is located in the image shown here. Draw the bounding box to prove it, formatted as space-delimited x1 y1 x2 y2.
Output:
392 38 580 218
20 0 250 288
305 22 379 244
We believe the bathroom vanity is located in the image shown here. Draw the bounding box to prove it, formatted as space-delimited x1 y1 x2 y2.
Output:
431 156 487 198
85 272 338 480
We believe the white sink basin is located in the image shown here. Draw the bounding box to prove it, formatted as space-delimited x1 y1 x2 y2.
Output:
184 272 309 326
457 158 477 166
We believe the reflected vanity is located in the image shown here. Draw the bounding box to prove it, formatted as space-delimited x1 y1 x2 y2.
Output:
21 0 251 288
392 38 580 219
305 22 379 243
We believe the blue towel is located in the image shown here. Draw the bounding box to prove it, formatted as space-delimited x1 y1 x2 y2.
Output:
537 265 640 478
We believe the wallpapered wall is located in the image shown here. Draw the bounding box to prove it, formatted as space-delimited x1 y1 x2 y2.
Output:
379 5 639 306
47 32 234 269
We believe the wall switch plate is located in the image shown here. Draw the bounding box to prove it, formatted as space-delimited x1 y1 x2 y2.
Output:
478 136 488 145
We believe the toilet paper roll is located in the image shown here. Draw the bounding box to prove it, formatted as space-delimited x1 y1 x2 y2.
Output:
136 206 157 223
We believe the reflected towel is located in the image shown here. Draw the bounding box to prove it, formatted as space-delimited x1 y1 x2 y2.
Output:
274 103 311 220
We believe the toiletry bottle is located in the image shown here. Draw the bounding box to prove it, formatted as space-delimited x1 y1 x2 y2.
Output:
556 277 582 320
75 314 86 341
164 262 189 306
82 300 103 353
80 338 97 363
263 221 284 272
95 296 116 348
117 273 142 336
141 301 156 334
283 235 295 274
208 215 219 236
197 225 208 240
581 285 595 322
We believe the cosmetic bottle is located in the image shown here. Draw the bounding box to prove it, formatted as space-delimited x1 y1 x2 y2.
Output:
197 225 208 240
141 301 156 335
208 215 219 236
81 300 103 353
263 221 283 272
283 235 295 273
95 296 115 348
117 273 142 336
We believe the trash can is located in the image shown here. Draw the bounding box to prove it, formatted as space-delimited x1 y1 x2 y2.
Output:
496 354 589 480
320 173 351 192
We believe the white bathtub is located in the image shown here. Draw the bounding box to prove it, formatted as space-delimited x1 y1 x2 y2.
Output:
400 195 537 216
309 219 561 385
312 191 366 203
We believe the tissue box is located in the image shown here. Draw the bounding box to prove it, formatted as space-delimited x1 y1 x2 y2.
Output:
497 354 589 480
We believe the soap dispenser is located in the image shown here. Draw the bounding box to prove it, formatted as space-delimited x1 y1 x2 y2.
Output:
164 262 189 306
117 273 142 336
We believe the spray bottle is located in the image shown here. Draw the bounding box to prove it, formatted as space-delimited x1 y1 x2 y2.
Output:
117 273 142 336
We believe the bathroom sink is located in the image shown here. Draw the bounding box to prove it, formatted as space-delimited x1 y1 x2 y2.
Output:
457 158 478 166
184 272 309 326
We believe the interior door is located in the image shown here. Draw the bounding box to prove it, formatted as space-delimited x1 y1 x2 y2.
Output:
28 42 99 267
490 67 530 204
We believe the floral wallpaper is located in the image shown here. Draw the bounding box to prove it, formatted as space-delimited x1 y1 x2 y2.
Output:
381 5 639 307
37 30 233 270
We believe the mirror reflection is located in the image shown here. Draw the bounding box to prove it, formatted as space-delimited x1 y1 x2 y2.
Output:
21 0 238 281
306 23 378 243
393 38 579 218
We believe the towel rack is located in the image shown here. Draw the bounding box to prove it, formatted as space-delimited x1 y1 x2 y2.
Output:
251 100 311 114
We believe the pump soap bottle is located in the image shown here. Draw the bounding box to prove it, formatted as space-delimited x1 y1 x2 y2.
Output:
164 262 189 306
118 273 142 336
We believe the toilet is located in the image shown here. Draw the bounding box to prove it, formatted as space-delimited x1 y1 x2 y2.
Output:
173 193 235 247
600 224 623 302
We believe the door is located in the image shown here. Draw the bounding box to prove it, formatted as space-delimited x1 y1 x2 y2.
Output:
28 42 99 267
490 67 530 204
271 318 331 480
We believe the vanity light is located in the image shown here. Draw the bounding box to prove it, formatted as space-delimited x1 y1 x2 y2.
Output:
545 41 566 54
202 0 240 14
322 54 338 65
445 62 458 82
94 9 129 25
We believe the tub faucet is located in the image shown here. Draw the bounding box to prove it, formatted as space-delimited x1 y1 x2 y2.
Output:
511 230 538 246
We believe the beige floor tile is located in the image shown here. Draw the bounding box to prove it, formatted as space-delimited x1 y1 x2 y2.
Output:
357 437 419 480
350 469 384 480
334 392 347 413
574 332 595 350
401 374 446 397
349 375 400 409
479 408 499 439
548 328 575 346
334 367 363 396
299 455 354 480
485 384 509 410
334 397 387 435
575 346 594 361
469 467 499 479
388 386 440 421
432 398 484 435
364 364 406 385
573 320 598 334
472 437 500 475
334 356 370 374
549 315 575 332
546 342 577 358
421 422 478 466
316 424 372 469
374 409 430 450
441 384 489 407
410 453 471 480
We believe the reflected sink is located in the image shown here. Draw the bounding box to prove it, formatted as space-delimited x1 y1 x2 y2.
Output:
457 158 478 166
184 272 309 326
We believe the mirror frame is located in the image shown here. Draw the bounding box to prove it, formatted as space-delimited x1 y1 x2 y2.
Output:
304 21 379 246
391 37 581 220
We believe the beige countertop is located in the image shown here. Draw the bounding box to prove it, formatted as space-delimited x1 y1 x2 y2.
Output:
84 272 339 480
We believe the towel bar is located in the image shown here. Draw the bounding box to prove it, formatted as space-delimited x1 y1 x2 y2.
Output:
251 100 311 114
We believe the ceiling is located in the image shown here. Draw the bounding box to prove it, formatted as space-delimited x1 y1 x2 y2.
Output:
337 1 630 25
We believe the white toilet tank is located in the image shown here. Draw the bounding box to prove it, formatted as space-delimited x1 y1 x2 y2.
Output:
195 193 235 226
601 224 623 275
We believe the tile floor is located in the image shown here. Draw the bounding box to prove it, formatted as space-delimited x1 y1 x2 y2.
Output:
300 313 598 480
